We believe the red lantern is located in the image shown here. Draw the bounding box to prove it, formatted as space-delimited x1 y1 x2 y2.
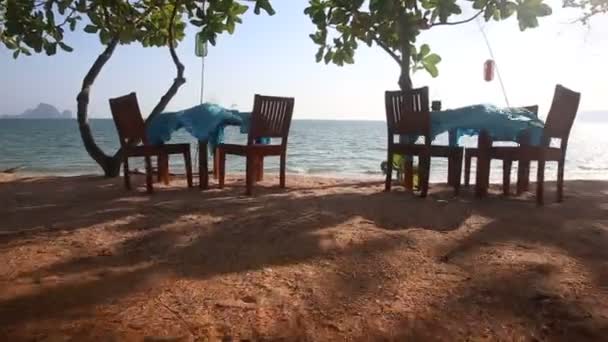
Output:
484 59 495 82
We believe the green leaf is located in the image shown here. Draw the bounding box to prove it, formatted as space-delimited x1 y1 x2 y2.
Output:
419 44 430 58
324 49 334 64
423 53 442 65
99 30 111 45
84 25 98 34
44 42 57 56
315 46 325 62
12 49 20 59
58 42 73 52
423 61 439 77
254 0 275 16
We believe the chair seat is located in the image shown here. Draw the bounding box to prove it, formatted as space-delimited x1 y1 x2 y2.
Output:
219 143 283 156
467 146 563 161
126 143 190 157
391 144 463 157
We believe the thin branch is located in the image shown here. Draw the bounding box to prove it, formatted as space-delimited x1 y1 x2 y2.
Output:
430 8 485 27
371 36 401 65
55 8 77 29
147 0 186 124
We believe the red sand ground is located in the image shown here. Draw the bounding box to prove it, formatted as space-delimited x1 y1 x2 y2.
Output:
1 173 607 341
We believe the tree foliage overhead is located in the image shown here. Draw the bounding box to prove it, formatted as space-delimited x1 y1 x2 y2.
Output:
563 0 608 23
304 0 553 83
0 0 275 59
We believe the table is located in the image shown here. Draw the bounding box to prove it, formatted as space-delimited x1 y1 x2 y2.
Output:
401 104 544 197
147 103 251 189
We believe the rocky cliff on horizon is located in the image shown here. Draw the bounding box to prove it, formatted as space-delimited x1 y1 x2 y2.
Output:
1 103 73 119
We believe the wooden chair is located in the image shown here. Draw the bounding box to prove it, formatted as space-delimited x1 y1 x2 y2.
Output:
463 105 539 194
473 85 580 204
217 94 295 195
109 92 193 193
384 87 463 197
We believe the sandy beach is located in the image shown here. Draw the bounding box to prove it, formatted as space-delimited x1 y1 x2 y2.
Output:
0 172 607 340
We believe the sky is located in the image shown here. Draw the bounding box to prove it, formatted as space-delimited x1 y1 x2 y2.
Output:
1 0 607 120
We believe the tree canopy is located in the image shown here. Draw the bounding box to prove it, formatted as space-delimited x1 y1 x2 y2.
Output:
1 0 274 58
304 0 553 89
563 0 608 23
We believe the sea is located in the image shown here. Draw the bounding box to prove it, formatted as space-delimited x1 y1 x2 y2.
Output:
0 118 606 182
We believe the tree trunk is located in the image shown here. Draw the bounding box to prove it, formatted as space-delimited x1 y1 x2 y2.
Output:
146 1 186 125
397 10 413 91
76 3 186 177
397 11 415 189
76 38 122 177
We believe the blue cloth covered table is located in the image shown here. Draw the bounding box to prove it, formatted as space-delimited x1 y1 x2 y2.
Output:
427 104 544 146
146 103 254 151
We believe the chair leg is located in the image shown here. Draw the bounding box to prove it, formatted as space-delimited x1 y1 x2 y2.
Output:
145 155 154 193
464 154 472 187
123 157 131 190
419 155 430 198
279 152 286 188
447 155 455 186
517 159 531 194
218 148 226 189
199 141 209 190
475 132 492 198
245 154 254 196
157 155 162 183
536 159 545 206
557 159 565 202
158 153 169 185
453 153 462 196
213 148 220 179
385 151 393 192
503 159 512 196
256 156 264 182
404 158 414 190
184 149 193 188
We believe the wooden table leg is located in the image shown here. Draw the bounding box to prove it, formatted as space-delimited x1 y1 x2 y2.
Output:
158 153 170 185
516 132 531 194
475 131 492 198
403 157 414 190
256 156 264 182
447 130 458 186
213 148 219 179
199 140 209 190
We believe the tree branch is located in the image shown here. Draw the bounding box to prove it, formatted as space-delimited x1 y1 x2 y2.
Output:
146 0 186 124
430 8 485 27
76 37 122 176
371 36 401 66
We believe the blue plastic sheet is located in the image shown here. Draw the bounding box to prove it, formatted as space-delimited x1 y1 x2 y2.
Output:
146 103 250 151
430 104 544 146
399 104 544 146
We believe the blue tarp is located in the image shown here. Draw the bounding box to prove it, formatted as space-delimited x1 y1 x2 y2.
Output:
146 103 252 151
427 104 544 146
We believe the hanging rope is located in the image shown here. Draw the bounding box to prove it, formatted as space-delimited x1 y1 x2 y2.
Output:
476 18 510 107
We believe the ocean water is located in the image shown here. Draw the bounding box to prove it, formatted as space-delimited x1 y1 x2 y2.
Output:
0 118 606 182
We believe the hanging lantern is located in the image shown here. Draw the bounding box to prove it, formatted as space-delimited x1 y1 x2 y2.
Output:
484 59 495 82
195 32 208 58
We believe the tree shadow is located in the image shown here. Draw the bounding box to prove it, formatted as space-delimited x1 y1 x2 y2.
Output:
2 175 606 339
0 174 472 333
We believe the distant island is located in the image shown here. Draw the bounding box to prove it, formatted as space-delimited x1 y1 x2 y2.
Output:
1 103 73 119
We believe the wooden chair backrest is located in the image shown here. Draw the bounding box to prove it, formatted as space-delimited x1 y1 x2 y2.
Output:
385 87 430 143
542 85 581 147
248 94 295 145
109 92 147 147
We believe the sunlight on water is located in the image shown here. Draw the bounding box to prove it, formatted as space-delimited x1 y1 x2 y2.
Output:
0 119 606 182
